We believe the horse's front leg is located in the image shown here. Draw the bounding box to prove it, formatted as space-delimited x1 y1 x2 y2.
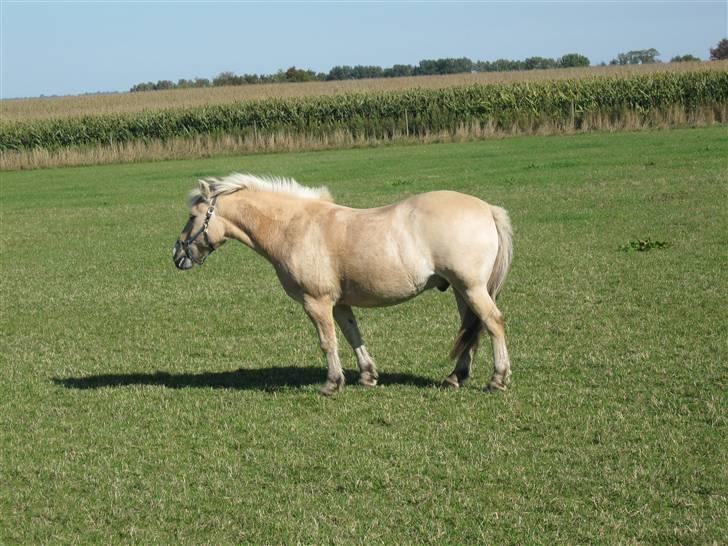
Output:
303 295 345 395
334 305 378 387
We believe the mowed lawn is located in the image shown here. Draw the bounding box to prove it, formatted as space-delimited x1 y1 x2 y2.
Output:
1 127 726 544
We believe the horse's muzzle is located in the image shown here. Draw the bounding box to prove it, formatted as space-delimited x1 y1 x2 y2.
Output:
175 255 193 270
173 241 194 270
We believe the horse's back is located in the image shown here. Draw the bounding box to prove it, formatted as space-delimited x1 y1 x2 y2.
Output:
406 190 490 210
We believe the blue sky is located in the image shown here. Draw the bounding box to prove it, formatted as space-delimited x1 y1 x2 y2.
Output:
1 1 726 98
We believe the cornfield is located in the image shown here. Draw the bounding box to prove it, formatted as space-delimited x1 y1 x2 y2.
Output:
1 70 726 163
3 60 725 122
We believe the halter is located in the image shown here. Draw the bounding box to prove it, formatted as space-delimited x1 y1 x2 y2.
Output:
176 197 218 265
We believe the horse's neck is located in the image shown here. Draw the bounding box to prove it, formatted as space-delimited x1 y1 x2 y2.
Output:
221 192 303 259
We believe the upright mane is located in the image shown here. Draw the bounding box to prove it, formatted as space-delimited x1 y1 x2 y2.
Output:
189 173 333 206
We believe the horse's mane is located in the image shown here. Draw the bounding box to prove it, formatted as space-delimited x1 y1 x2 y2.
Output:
189 173 333 206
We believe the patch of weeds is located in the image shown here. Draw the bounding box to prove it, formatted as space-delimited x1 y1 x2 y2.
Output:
620 238 671 252
390 178 413 187
649 191 689 203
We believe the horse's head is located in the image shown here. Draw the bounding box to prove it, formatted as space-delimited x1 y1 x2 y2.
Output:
173 180 227 270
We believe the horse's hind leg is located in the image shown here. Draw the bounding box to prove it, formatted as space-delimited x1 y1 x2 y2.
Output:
303 296 345 395
333 305 378 387
459 286 511 391
443 291 482 388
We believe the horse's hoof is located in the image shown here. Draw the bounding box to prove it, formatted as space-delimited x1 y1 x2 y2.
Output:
359 372 378 387
486 380 507 392
441 375 460 388
319 377 344 396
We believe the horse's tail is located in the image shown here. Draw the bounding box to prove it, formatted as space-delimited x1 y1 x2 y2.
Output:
486 204 513 301
449 203 513 360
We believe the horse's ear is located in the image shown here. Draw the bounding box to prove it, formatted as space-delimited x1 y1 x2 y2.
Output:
197 179 211 199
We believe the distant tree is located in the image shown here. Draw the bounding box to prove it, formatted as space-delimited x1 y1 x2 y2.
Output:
489 58 525 71
524 56 558 70
351 65 384 79
130 82 155 92
473 60 491 72
327 65 355 80
559 53 590 68
155 80 175 90
709 38 728 60
447 57 474 74
612 52 629 65
383 64 414 77
424 59 441 75
640 48 661 63
213 71 244 86
414 57 473 75
268 70 286 83
610 49 661 65
413 59 439 75
670 54 700 62
283 66 318 82
242 74 260 84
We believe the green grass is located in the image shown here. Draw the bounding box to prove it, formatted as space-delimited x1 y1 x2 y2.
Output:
1 127 726 544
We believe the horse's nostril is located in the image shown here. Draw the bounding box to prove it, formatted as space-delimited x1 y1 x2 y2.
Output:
175 256 193 270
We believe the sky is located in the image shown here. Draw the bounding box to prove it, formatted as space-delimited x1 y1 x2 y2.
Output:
1 1 726 99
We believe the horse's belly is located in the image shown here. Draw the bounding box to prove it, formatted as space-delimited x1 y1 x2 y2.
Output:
340 286 416 307
337 211 442 307
339 272 441 308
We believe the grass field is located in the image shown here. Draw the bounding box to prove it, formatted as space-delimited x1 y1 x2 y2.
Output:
1 127 726 543
3 60 725 122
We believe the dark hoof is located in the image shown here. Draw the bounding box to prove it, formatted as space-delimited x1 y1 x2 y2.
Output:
441 375 460 388
359 372 378 387
486 380 507 392
319 376 345 396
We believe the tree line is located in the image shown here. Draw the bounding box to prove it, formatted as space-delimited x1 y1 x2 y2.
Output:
130 53 591 92
129 42 725 92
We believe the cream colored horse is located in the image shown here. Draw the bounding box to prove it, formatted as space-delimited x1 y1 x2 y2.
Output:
173 174 513 395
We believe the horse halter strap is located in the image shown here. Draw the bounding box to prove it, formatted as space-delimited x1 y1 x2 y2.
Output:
180 197 218 264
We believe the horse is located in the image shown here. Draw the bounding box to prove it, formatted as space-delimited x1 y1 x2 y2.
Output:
173 173 513 395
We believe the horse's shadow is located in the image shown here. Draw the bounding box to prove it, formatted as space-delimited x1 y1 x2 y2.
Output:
53 366 435 392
